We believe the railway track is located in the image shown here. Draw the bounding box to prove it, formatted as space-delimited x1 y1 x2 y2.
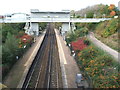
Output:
22 23 63 89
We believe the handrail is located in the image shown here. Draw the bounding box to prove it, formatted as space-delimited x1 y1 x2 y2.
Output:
0 18 111 23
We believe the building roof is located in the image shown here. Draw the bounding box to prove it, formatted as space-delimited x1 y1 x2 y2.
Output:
11 13 29 16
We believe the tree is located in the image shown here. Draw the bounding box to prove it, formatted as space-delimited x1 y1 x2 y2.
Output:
76 15 80 18
110 11 116 16
0 26 2 45
2 23 25 43
99 5 110 17
39 22 47 31
2 32 19 65
108 4 115 11
75 27 88 37
0 45 2 63
86 11 94 18
70 10 76 18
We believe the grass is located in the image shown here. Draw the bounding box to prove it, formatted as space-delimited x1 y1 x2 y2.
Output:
94 32 119 53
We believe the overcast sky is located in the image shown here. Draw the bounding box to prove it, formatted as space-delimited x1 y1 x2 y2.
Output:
0 0 119 14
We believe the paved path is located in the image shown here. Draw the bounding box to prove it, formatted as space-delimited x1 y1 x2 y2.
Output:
55 29 89 88
3 31 46 88
87 32 120 62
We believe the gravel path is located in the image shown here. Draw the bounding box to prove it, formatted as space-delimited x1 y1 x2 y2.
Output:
87 32 120 62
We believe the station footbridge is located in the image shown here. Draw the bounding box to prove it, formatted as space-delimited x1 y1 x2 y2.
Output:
1 9 111 36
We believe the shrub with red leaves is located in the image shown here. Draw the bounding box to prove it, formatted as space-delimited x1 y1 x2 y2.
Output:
20 34 33 43
16 31 26 38
71 39 87 51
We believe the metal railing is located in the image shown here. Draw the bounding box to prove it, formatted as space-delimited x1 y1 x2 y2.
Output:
0 17 111 23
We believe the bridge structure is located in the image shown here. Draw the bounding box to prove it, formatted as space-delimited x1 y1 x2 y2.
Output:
1 9 111 36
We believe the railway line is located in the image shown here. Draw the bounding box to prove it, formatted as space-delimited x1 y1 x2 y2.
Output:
22 23 63 88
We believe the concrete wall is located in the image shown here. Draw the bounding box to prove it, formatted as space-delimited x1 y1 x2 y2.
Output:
31 12 70 18
61 22 70 35
31 22 39 36
29 10 71 36
28 22 70 36
11 13 27 20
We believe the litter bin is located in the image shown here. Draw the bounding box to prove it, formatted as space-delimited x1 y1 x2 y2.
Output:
75 74 84 88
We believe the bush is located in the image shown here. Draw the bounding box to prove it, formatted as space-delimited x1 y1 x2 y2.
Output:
77 43 120 88
86 11 94 18
2 33 19 64
83 38 90 45
2 23 33 79
80 45 101 60
75 27 88 37
100 19 118 38
39 22 47 30
71 39 87 51
2 23 25 43
91 55 120 88
66 33 77 44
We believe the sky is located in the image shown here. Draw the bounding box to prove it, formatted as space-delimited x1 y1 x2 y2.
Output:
0 0 119 15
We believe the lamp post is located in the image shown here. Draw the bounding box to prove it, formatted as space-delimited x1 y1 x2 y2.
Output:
102 14 105 18
69 13 71 31
93 14 96 18
84 14 86 18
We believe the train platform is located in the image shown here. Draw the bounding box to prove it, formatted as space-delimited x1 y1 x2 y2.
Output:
3 31 46 88
55 29 89 88
3 28 88 88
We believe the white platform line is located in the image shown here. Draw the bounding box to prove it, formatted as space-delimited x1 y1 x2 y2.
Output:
54 29 68 88
17 31 46 88
24 32 46 66
55 30 67 64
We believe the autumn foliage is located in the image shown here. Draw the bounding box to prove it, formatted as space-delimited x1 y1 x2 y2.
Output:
108 4 115 10
71 39 87 51
108 4 116 16
110 11 116 16
20 34 33 43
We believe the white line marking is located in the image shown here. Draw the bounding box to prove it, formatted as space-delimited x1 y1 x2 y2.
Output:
54 29 68 88
55 30 67 64
24 32 45 66
17 32 46 88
